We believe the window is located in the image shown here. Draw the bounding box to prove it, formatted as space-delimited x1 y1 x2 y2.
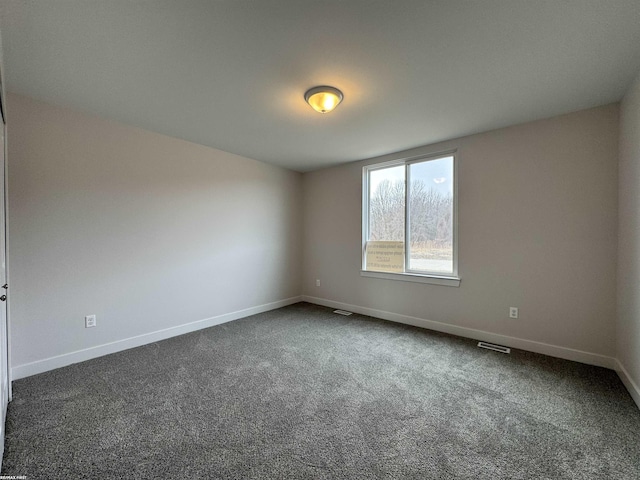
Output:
362 152 459 286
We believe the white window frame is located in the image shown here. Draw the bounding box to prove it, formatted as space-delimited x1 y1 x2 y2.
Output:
361 150 460 287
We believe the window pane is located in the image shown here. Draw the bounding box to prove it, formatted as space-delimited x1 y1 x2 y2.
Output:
407 156 454 274
367 166 405 272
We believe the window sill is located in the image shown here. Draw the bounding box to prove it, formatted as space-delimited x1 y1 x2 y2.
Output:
360 270 461 287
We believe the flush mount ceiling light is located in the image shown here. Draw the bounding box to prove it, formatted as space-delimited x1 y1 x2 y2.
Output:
304 86 344 113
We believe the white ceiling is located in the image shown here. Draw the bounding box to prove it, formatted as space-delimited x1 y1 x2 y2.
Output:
1 1 639 172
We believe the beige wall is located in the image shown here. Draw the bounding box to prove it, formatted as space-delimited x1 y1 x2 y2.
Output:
618 72 640 394
5 93 626 379
303 104 619 357
7 94 302 373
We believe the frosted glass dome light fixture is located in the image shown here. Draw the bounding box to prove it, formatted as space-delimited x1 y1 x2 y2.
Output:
304 86 343 113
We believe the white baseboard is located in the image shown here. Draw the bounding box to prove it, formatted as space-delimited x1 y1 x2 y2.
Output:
12 296 303 380
614 359 640 410
302 295 617 370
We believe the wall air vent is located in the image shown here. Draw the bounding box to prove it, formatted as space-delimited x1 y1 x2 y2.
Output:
477 341 511 354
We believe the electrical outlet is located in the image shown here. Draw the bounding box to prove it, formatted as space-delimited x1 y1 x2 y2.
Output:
315 279 321 287
85 315 97 328
509 307 519 319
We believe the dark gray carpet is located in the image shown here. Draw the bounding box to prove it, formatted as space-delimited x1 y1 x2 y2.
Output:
2 302 639 479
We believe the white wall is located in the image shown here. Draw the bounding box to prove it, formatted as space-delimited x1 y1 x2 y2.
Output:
618 71 640 404
8 93 302 377
303 105 619 364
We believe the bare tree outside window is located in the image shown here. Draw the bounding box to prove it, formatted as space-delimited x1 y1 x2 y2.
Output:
369 179 405 242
